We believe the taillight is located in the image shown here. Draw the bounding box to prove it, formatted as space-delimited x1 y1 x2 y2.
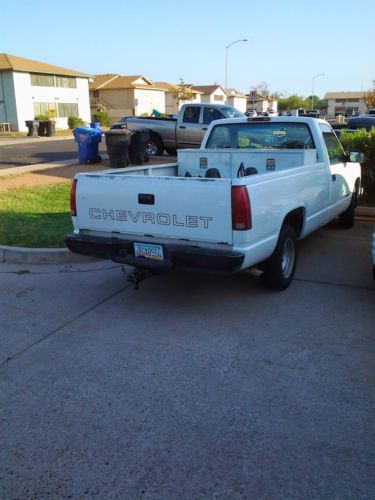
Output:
231 185 251 230
70 179 78 216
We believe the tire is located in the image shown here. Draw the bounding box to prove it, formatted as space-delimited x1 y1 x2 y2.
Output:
261 225 298 291
166 148 177 156
146 134 164 156
337 188 357 229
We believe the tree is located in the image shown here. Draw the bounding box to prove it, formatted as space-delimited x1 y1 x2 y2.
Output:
365 80 375 109
277 95 305 111
170 78 194 105
304 96 328 111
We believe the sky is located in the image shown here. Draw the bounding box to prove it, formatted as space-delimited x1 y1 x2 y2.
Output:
0 0 374 98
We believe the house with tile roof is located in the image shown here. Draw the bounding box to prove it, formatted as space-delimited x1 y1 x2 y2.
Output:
0 53 91 131
90 74 166 124
154 82 202 115
324 91 367 117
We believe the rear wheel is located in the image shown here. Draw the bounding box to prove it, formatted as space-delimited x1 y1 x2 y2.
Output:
166 148 177 156
261 225 298 291
146 134 164 156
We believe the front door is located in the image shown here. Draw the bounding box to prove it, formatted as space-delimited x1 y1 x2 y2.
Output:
320 123 352 219
177 106 202 148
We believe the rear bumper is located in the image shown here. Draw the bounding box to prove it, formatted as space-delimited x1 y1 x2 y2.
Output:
64 233 244 273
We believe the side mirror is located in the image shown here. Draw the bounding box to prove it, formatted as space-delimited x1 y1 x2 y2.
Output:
341 152 351 163
349 151 364 163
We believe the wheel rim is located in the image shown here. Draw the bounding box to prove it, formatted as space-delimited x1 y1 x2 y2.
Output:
146 141 158 156
281 238 295 278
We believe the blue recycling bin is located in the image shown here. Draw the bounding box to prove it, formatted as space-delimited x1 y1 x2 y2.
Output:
73 127 102 164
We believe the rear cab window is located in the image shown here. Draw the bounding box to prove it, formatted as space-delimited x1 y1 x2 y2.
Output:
206 122 315 150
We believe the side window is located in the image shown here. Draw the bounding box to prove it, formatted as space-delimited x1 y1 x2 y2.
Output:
203 107 224 125
322 132 344 164
182 107 200 124
320 123 344 164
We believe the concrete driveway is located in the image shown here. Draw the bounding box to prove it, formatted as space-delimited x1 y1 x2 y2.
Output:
1 221 374 498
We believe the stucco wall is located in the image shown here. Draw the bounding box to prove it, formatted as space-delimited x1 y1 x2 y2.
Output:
96 89 135 111
200 88 226 104
227 96 246 113
11 72 90 131
134 88 165 115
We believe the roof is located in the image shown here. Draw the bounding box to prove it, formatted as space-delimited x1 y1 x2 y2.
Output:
154 82 203 94
0 53 90 78
226 88 247 98
324 91 366 99
89 74 120 90
91 74 164 91
190 85 225 95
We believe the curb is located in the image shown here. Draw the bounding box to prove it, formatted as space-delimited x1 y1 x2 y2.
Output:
356 206 375 217
0 245 98 265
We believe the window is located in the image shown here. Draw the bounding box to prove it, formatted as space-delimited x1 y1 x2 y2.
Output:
213 94 224 101
206 122 315 150
31 73 54 87
31 73 76 88
57 103 79 117
55 76 76 88
319 123 344 164
203 107 224 124
183 106 200 123
33 102 56 116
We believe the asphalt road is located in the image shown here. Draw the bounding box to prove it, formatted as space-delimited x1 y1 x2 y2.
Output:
0 138 107 169
1 221 375 498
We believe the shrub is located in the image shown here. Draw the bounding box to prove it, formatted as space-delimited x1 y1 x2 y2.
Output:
68 116 85 129
340 128 375 204
92 111 108 127
34 114 48 120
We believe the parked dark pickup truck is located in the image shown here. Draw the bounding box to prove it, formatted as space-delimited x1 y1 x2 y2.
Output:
111 103 244 155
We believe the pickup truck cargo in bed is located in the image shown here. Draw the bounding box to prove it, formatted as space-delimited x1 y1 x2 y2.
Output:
65 117 361 290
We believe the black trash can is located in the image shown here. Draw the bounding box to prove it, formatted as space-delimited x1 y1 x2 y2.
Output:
105 129 133 168
25 120 39 137
45 120 56 137
38 121 47 137
129 128 150 165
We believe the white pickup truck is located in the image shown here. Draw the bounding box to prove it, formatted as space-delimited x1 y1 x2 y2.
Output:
65 117 361 290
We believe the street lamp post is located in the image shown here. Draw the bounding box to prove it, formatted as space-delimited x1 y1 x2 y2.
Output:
311 73 325 111
225 38 247 96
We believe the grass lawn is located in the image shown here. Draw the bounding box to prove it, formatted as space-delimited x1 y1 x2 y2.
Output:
0 183 73 247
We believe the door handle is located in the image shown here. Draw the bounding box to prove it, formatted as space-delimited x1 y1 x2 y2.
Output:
202 127 207 130
179 125 186 129
332 174 336 181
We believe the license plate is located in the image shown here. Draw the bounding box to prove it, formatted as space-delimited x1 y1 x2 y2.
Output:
134 242 164 261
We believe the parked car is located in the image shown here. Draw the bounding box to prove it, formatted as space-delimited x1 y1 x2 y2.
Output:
367 109 375 116
347 116 375 131
245 109 257 117
111 104 244 156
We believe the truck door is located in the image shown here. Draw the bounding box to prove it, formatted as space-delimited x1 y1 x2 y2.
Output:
201 107 225 141
320 123 352 219
176 106 202 148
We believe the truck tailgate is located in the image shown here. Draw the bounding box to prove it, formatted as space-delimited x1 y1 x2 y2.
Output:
75 175 233 244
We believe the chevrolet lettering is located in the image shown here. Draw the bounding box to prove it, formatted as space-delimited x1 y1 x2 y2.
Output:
88 208 213 228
